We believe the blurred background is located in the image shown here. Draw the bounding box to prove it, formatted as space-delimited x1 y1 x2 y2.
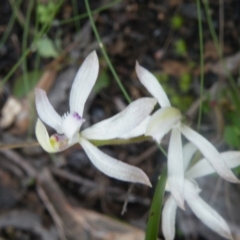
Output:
0 0 240 239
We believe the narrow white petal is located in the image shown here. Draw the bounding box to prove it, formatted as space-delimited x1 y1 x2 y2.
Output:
181 124 239 183
81 98 157 140
185 181 233 240
79 137 151 186
136 62 171 107
69 51 99 116
145 107 182 143
119 116 150 139
168 128 185 209
162 196 178 240
186 151 240 179
183 142 198 171
35 119 61 153
35 88 62 133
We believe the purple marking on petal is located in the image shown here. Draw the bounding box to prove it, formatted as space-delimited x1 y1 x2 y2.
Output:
61 112 85 139
52 134 67 142
72 112 82 120
50 134 69 150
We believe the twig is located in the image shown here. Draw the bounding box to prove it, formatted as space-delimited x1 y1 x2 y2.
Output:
209 176 222 204
51 167 150 206
0 149 36 177
51 167 97 189
121 184 134 215
0 141 39 150
8 0 35 35
0 149 68 240
128 145 158 165
36 185 67 240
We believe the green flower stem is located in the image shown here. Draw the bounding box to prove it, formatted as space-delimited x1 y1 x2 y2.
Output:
1 48 31 88
156 142 167 157
0 0 22 47
60 0 122 25
89 135 151 147
145 165 167 240
196 0 204 131
22 0 34 97
0 0 64 89
71 0 81 31
84 0 131 103
203 0 240 113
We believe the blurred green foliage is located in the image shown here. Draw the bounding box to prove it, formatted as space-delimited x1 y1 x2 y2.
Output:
171 15 183 30
154 72 193 111
93 70 110 93
174 39 187 56
180 73 191 93
13 70 43 97
36 37 59 58
37 2 58 24
224 125 240 148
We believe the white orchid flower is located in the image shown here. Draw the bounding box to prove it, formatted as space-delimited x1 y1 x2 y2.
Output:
135 63 239 208
35 51 158 186
162 142 240 240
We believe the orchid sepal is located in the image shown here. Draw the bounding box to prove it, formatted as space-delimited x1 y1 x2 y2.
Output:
35 119 72 153
145 107 182 143
79 137 152 186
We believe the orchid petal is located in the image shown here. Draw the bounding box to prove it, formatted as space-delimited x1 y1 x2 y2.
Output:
119 116 150 139
185 180 233 240
168 128 185 209
35 88 62 133
79 137 151 186
183 142 198 171
145 107 181 143
136 62 171 108
186 151 240 179
81 97 157 140
162 196 178 240
180 124 239 183
35 119 69 153
69 51 99 116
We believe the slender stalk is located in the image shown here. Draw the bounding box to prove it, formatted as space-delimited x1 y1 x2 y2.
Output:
0 48 30 88
90 136 151 147
60 0 122 25
84 0 131 103
157 142 167 157
22 0 34 96
196 0 204 131
203 0 240 109
145 165 167 240
0 0 22 47
34 0 40 36
1 0 64 88
71 0 81 31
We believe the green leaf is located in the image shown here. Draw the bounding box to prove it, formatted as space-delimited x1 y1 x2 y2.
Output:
174 39 187 56
37 2 58 24
13 70 42 98
171 15 183 30
93 70 110 93
180 73 191 93
145 165 167 240
224 125 240 148
36 37 59 58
